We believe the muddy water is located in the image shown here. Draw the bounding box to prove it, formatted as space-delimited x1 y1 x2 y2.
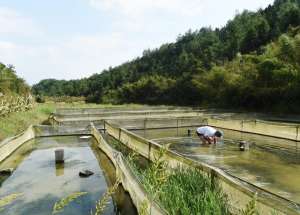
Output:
0 136 136 215
133 127 300 203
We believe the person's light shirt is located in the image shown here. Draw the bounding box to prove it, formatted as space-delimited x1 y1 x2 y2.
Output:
196 126 216 137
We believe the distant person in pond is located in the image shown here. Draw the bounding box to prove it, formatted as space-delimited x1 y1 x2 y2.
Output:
196 126 223 144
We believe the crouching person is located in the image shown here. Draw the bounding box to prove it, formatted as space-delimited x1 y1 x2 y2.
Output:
196 126 223 144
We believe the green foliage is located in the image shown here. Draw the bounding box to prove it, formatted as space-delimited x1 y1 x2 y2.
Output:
52 192 88 214
0 103 55 141
240 194 259 215
127 149 230 215
0 63 33 116
157 168 229 215
0 63 30 96
138 200 149 215
118 75 176 104
32 0 300 112
35 95 45 103
92 181 120 215
0 193 23 211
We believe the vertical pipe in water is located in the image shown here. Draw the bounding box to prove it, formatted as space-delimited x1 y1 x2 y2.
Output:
240 120 244 141
296 126 299 156
144 118 147 138
176 118 179 137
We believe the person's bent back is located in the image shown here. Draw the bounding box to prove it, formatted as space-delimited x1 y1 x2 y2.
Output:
196 126 223 144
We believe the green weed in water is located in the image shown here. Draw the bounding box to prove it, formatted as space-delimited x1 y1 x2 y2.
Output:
0 193 23 211
92 180 120 215
52 192 88 214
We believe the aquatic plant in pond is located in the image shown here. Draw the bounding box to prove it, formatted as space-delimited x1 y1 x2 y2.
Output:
0 193 23 211
52 192 88 214
93 180 120 215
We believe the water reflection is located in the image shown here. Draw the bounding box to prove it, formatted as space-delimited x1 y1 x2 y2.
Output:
55 163 64 176
0 136 137 215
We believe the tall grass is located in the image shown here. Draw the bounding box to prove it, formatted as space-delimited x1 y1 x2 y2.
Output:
157 168 229 215
127 150 230 215
0 103 55 141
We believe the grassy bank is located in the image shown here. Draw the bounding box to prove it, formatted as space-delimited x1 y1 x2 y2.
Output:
0 102 146 142
0 103 55 141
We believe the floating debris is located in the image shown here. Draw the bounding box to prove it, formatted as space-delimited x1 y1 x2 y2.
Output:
79 170 94 177
80 136 91 139
239 141 249 151
0 168 14 175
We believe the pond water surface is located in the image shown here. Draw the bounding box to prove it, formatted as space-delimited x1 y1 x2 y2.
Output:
133 127 300 204
0 136 136 215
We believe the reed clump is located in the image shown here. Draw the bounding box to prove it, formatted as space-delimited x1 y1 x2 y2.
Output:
127 150 230 215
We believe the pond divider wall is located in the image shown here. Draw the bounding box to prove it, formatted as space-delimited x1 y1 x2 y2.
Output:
0 125 91 163
0 125 35 162
33 124 91 137
104 121 300 215
91 124 166 215
55 106 195 115
208 117 300 141
52 107 300 142
107 116 207 130
52 110 203 123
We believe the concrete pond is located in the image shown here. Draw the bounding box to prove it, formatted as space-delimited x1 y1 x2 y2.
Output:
0 135 136 215
2 107 300 214
133 127 300 204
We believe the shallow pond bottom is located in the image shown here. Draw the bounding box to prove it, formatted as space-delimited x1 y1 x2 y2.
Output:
0 136 136 215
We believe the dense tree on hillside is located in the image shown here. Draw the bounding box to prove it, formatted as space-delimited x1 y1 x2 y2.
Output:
32 0 300 112
0 63 30 96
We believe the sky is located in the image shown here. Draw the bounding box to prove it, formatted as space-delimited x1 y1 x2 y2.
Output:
0 0 274 85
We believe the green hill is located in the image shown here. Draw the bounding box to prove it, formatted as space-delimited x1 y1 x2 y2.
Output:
0 63 30 97
33 0 300 112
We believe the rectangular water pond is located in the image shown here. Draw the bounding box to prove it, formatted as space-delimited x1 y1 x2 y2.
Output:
0 136 137 215
133 127 300 204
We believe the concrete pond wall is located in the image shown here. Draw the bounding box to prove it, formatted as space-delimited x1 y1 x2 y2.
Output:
104 121 300 215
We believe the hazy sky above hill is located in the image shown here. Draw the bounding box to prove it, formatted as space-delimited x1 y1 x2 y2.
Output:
0 0 274 85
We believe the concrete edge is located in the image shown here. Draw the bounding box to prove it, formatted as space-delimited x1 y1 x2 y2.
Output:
91 123 166 215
